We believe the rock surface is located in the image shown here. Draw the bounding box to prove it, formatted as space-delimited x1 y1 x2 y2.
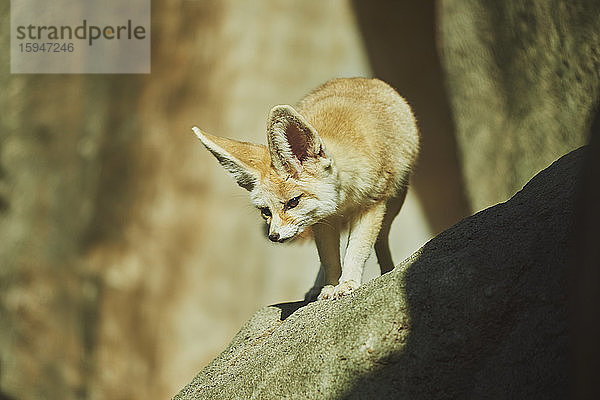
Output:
439 0 598 210
174 147 584 399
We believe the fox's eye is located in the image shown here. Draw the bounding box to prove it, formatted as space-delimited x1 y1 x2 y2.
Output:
260 207 272 218
285 195 302 210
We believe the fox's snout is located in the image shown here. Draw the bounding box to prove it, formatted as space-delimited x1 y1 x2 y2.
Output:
268 228 293 243
268 232 282 242
267 219 297 243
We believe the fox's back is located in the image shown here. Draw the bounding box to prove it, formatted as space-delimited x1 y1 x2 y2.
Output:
295 78 419 203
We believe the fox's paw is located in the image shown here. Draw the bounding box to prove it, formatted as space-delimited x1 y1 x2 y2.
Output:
332 280 360 299
317 281 360 300
317 285 335 300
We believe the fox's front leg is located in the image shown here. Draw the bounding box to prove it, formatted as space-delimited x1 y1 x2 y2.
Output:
333 202 387 299
306 222 341 301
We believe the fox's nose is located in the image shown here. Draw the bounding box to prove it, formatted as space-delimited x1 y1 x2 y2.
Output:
268 233 280 242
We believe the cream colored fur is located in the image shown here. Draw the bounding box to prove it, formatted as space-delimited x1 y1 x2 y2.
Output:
193 78 419 300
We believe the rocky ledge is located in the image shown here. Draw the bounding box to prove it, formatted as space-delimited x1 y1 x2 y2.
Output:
174 147 585 399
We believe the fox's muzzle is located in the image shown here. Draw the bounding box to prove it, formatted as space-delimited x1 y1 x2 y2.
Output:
268 219 297 242
268 232 291 243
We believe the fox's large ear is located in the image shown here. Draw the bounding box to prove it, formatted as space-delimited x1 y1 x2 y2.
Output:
193 127 268 191
267 105 329 176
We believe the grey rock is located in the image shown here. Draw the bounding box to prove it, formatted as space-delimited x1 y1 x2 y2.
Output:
440 0 598 210
174 147 584 399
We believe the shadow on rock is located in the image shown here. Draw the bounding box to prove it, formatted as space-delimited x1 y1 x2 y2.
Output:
272 301 309 321
342 148 584 399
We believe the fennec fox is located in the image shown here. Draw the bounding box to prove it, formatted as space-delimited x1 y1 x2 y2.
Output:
193 78 419 300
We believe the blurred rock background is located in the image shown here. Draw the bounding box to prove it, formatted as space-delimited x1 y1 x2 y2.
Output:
0 0 596 399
